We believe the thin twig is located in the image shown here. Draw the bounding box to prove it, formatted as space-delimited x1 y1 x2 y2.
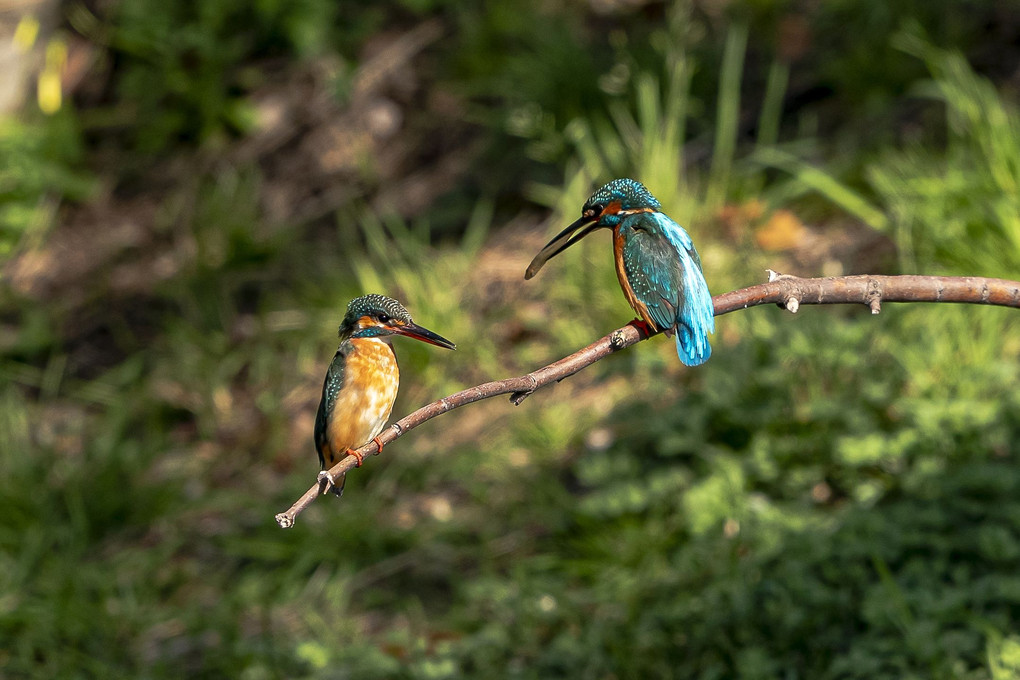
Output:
275 272 1020 528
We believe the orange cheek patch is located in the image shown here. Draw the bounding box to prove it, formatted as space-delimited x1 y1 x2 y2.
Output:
602 201 622 217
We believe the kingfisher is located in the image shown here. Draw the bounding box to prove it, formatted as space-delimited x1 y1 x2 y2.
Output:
525 178 714 366
314 294 455 496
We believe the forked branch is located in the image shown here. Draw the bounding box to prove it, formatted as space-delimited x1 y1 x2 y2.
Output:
275 272 1020 528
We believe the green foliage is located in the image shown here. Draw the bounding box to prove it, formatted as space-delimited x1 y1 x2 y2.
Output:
760 38 1020 280
870 37 1020 277
109 0 339 151
0 111 92 256
988 632 1020 680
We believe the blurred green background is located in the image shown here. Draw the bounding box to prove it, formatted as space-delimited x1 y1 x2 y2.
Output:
2 0 1020 677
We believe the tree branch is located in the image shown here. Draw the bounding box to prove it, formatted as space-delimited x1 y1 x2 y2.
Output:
275 272 1020 528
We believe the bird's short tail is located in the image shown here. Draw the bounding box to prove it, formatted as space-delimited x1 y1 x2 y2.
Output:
675 323 712 366
674 264 715 366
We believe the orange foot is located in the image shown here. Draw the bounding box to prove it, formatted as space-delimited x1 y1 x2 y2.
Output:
372 436 385 455
345 447 365 467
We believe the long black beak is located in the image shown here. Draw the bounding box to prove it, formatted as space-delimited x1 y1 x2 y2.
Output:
524 216 601 279
391 322 456 350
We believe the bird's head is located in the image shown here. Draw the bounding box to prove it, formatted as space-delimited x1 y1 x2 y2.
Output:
525 178 660 279
339 294 456 349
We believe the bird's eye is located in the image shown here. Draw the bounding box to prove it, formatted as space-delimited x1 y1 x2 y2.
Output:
377 313 390 323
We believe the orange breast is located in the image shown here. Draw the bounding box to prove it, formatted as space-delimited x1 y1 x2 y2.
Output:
322 338 399 467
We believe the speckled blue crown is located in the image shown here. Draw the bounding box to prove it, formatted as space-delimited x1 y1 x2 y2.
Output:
584 178 661 212
340 294 412 334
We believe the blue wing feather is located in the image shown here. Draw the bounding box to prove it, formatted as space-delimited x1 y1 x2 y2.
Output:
619 212 714 366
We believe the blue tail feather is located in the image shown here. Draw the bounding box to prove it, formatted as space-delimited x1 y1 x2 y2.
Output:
676 323 711 366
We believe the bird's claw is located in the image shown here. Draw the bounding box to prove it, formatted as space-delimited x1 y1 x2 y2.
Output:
346 448 365 467
317 470 337 494
372 437 385 455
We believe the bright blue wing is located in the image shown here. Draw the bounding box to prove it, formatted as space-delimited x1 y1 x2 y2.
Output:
619 212 714 366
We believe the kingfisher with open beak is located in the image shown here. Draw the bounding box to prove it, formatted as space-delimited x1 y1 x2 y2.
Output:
525 178 714 366
315 294 456 496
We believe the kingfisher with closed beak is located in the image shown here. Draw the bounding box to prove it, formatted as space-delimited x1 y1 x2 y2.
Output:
525 178 714 366
315 294 455 496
